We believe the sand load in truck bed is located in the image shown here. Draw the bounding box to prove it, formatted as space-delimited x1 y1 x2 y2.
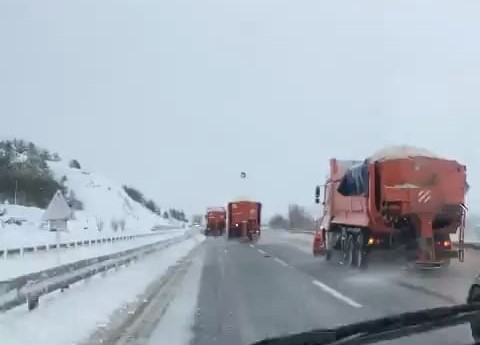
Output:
368 145 439 162
337 146 467 197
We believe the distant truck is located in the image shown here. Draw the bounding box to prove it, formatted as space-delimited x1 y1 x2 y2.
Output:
313 146 468 269
192 214 203 227
204 207 226 237
227 200 262 241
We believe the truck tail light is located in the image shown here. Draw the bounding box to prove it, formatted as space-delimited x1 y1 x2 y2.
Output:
436 239 452 249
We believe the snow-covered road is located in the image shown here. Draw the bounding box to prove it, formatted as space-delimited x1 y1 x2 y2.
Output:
3 229 480 345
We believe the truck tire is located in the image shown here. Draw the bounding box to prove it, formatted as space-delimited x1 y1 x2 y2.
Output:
346 235 356 267
325 249 332 261
356 232 367 269
468 285 480 343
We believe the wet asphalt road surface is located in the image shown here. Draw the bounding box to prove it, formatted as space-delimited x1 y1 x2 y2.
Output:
190 230 476 345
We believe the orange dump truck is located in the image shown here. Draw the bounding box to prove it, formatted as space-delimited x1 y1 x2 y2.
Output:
204 207 226 237
227 200 262 241
313 146 468 269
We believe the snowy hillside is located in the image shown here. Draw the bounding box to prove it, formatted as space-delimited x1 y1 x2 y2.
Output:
48 161 178 234
0 140 185 248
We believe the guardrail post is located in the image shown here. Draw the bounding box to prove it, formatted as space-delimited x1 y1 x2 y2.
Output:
27 294 39 311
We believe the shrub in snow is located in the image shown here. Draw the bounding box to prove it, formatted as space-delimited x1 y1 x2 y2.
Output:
111 219 119 232
145 199 161 215
123 185 146 205
123 185 163 216
163 211 169 219
169 208 187 222
51 152 61 161
69 159 81 169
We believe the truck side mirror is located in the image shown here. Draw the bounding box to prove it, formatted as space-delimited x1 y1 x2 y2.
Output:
315 185 321 204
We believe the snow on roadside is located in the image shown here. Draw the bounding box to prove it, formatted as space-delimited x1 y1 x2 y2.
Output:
147 245 205 345
0 203 184 250
0 228 187 281
0 232 206 345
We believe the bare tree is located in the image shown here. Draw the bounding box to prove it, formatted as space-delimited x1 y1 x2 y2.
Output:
269 214 289 229
119 219 126 231
288 204 315 230
111 219 119 232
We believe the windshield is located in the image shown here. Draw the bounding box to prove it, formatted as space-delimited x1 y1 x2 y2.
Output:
1 1 479 345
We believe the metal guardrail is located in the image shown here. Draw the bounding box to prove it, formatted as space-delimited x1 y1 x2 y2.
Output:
0 226 181 259
463 243 480 249
0 230 192 312
286 228 315 234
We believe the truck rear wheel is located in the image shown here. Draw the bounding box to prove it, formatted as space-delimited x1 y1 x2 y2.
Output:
346 235 356 267
325 249 332 261
356 232 367 269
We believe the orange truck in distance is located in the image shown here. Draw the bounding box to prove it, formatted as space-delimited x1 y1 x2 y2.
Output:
313 146 468 269
204 207 226 237
227 200 262 241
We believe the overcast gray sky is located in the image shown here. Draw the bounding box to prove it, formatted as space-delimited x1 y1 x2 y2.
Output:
1 0 479 218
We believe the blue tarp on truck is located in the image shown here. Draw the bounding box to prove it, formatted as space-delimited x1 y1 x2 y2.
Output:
337 160 369 196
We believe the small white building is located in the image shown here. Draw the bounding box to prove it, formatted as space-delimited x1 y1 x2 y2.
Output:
42 190 73 232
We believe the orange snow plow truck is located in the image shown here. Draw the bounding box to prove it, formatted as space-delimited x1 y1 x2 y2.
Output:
313 146 468 269
227 200 262 241
204 207 226 237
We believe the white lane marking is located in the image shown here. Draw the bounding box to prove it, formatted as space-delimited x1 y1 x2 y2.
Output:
257 249 266 254
312 280 363 308
249 244 255 248
274 258 289 267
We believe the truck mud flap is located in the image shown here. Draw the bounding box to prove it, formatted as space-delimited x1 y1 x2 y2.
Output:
414 261 447 270
436 250 458 259
313 248 327 257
